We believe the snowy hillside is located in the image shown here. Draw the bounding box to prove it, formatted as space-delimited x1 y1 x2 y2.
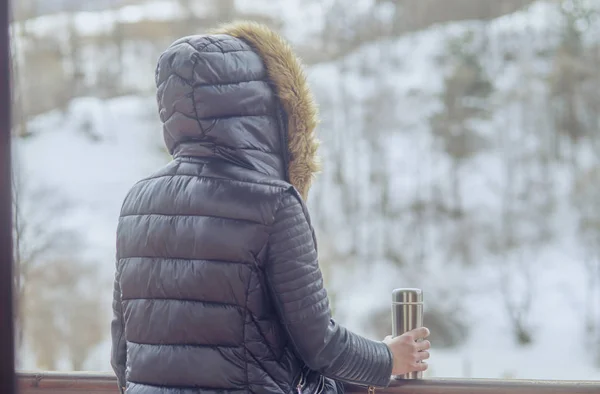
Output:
307 0 600 380
16 96 166 259
14 0 600 380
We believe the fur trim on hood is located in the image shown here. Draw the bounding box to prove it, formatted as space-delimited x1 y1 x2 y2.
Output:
212 21 320 201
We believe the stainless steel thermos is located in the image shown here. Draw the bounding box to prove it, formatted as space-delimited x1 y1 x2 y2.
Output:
391 288 424 380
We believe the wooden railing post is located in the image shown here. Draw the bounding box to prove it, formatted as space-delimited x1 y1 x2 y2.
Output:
0 0 15 392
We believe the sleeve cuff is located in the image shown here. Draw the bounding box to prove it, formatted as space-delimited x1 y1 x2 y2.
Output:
367 340 393 388
379 341 394 388
331 333 393 388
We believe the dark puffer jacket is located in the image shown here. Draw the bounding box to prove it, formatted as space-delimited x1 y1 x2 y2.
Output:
111 22 393 394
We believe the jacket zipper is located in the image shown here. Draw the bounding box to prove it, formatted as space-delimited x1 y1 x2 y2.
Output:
316 375 325 394
295 369 325 394
296 369 306 394
332 376 385 391
296 369 383 394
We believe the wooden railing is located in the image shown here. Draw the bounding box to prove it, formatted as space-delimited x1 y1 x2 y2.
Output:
16 371 600 394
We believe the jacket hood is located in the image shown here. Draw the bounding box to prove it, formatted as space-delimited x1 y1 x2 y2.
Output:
155 21 320 200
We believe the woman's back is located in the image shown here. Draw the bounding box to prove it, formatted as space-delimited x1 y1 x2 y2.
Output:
114 157 306 394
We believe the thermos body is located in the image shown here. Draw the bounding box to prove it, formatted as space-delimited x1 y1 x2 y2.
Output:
391 288 424 380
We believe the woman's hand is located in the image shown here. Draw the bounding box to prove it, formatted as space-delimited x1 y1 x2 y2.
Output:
383 327 431 376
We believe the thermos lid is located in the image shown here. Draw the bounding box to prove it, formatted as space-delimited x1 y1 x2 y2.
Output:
392 288 423 304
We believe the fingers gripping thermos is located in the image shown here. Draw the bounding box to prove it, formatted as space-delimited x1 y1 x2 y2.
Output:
392 288 424 380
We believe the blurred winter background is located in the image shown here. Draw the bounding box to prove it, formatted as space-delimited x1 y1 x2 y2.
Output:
9 0 600 380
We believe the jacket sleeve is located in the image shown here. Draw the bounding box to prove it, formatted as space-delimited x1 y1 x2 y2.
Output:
265 189 393 388
110 266 127 394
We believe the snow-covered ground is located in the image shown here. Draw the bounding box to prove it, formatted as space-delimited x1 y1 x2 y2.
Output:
328 255 597 380
13 0 600 381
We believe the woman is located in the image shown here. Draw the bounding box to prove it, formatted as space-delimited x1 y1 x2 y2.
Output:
110 21 430 394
